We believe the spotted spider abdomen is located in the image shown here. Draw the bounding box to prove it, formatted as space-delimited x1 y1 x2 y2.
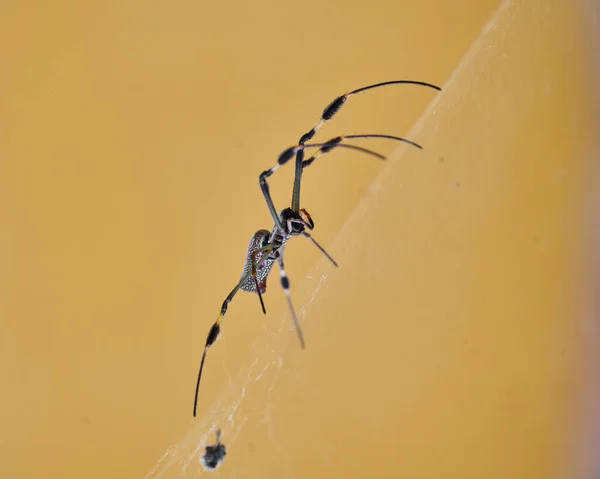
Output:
240 229 275 294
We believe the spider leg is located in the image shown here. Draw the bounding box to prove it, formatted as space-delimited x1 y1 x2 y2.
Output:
193 245 277 417
291 80 441 212
300 134 421 170
259 140 387 230
301 231 338 267
276 245 305 349
259 169 284 230
262 132 423 221
250 243 278 315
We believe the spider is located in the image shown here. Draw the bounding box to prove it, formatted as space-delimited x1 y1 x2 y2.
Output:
193 80 441 416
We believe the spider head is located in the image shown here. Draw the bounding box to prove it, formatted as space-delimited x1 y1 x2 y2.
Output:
279 208 314 236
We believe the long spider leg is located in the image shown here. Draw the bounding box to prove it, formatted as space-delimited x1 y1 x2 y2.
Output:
259 141 380 229
253 276 267 314
259 140 386 227
259 171 284 231
260 130 416 227
300 133 422 170
276 245 305 349
258 141 387 231
341 133 422 149
292 80 441 212
301 231 338 267
193 245 277 417
250 243 278 315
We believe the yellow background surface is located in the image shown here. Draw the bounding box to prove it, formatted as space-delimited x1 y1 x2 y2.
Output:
1 0 597 478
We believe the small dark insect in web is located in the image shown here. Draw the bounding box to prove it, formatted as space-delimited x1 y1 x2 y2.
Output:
192 79 442 417
201 429 227 471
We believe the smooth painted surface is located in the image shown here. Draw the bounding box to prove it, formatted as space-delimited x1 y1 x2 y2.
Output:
1 1 595 478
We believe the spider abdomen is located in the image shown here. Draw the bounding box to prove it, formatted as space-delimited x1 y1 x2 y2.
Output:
240 229 276 294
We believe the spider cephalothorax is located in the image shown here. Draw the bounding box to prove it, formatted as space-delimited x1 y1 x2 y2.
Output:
192 79 441 416
276 207 314 237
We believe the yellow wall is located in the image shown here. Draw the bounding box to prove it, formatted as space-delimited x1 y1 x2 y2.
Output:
1 0 597 478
